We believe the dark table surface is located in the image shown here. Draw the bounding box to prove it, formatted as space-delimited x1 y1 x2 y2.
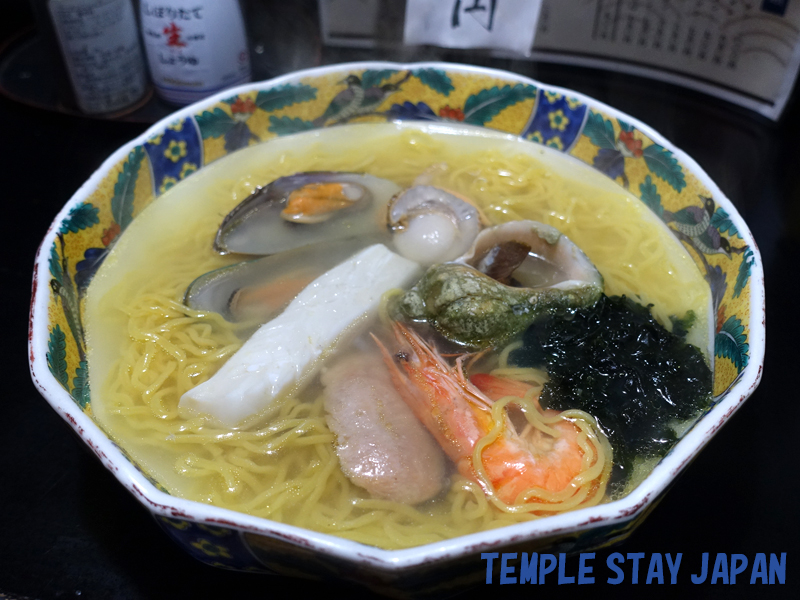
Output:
2 3 798 599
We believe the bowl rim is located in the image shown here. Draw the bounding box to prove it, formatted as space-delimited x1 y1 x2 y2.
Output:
29 60 765 571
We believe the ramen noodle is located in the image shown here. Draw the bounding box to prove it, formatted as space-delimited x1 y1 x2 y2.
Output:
85 123 710 549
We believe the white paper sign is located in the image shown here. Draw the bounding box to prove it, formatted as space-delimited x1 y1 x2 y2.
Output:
404 0 542 55
532 0 800 119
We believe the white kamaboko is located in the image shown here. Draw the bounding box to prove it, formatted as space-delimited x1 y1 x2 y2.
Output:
179 244 422 427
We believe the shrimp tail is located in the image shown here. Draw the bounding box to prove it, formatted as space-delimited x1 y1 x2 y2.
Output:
471 373 534 401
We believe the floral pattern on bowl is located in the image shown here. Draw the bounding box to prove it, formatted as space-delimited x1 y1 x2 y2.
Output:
30 62 764 596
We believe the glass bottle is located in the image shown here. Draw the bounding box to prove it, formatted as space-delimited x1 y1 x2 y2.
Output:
48 0 148 115
139 0 252 105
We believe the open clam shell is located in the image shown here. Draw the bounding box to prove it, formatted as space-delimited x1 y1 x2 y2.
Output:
387 185 483 266
215 172 402 255
457 220 604 292
185 237 380 323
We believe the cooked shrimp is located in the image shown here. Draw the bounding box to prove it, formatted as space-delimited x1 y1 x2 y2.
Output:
374 323 607 508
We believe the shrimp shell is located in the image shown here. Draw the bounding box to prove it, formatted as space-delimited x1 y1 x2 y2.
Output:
376 323 611 510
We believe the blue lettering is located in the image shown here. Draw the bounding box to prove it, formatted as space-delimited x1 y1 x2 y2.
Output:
691 553 709 584
628 552 645 584
539 554 557 584
710 553 728 584
769 553 786 584
607 552 624 584
558 553 575 584
520 552 538 584
646 553 664 584
751 553 767 584
578 553 595 584
665 553 682 584
500 553 517 584
729 554 747 584
482 552 498 584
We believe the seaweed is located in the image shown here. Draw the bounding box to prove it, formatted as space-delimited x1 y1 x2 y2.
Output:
510 295 711 489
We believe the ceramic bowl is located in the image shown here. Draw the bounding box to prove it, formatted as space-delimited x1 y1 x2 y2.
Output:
29 62 764 597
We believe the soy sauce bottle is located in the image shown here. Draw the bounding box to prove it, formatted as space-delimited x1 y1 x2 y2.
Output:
139 0 252 105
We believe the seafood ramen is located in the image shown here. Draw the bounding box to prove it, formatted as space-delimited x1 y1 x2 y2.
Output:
85 122 711 549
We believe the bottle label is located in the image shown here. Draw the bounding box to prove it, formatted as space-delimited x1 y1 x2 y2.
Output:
49 0 147 114
140 1 251 105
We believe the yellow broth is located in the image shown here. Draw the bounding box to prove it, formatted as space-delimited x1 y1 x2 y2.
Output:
85 123 710 549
